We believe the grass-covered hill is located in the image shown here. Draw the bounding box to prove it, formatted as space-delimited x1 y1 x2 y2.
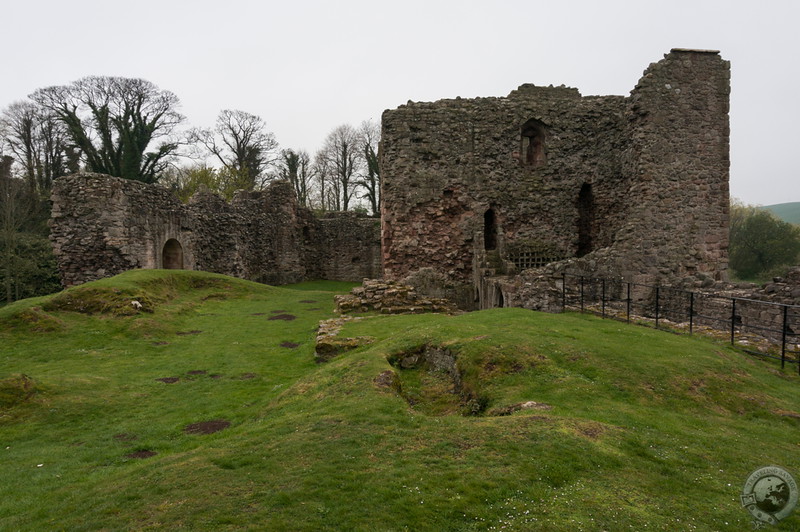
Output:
761 201 800 225
1 270 799 530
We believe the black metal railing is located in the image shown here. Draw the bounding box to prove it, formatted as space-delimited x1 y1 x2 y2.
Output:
561 273 800 374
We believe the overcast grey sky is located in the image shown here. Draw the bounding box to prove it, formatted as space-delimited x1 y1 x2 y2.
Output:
3 0 798 205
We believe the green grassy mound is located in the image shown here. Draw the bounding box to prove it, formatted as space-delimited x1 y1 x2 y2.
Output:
1 270 798 530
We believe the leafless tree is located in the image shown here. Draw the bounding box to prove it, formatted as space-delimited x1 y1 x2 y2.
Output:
1 100 71 197
356 119 380 216
317 124 361 211
190 109 279 191
31 76 183 183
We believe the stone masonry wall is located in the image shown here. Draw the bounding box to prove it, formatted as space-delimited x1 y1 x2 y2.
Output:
50 173 381 287
380 49 730 309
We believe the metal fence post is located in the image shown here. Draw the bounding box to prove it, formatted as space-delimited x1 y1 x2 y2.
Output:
689 292 694 335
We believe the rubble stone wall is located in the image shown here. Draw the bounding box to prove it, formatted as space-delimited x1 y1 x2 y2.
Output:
50 173 381 287
380 49 730 309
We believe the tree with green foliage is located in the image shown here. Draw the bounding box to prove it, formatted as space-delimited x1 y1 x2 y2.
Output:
0 155 60 304
729 200 800 280
31 76 184 183
276 149 314 207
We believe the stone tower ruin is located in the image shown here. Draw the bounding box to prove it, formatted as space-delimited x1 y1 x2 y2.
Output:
380 49 730 308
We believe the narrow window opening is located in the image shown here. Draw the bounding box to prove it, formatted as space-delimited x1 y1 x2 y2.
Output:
162 239 184 269
576 183 594 257
484 208 498 251
521 119 547 167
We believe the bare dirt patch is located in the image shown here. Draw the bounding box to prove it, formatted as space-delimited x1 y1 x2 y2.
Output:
152 341 169 346
280 342 300 349
187 370 207 376
238 373 257 380
268 314 296 321
184 419 231 435
209 374 223 379
113 433 138 442
299 300 317 304
156 377 180 384
374 370 398 389
251 312 266 316
125 450 157 459
176 330 203 336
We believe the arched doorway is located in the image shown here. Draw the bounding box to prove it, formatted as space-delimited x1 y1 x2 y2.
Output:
162 239 184 269
521 119 547 168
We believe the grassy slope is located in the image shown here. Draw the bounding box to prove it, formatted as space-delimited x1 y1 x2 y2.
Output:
761 201 800 225
1 270 799 530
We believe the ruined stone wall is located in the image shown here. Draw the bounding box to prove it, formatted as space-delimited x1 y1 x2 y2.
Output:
50 173 381 287
316 213 382 282
381 49 730 309
50 174 190 287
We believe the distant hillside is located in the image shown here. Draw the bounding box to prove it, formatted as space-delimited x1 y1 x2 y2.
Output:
760 201 800 225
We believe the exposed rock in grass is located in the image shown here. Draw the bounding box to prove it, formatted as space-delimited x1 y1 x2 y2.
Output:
184 419 230 435
314 317 374 363
373 370 399 390
488 401 553 416
335 279 457 315
388 345 491 416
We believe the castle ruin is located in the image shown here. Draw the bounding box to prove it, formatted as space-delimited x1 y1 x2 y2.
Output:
380 48 730 308
50 49 730 311
49 175 381 287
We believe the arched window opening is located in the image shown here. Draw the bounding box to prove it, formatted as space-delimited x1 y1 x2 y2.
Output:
576 183 594 258
162 239 184 269
484 208 498 251
521 119 547 168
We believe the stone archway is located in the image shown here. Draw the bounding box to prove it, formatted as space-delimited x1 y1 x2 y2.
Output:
162 239 184 269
